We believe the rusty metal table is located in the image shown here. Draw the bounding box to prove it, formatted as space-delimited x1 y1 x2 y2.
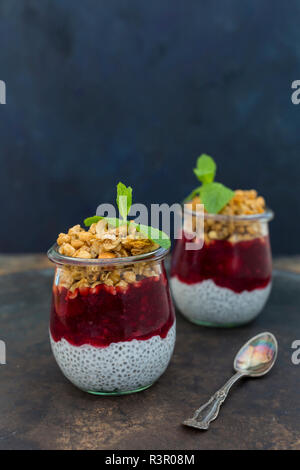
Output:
0 268 299 450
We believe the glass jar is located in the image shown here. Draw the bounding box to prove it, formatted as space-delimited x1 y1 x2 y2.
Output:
170 209 274 327
47 245 176 395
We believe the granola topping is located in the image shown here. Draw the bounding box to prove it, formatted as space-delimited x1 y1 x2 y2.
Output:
56 220 160 291
186 189 267 243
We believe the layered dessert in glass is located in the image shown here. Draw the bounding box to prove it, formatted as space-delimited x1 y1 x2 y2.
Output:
48 219 175 395
171 190 273 327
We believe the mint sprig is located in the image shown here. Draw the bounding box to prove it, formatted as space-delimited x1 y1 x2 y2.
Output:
84 182 171 249
116 182 132 220
193 154 216 184
84 182 133 227
185 154 234 213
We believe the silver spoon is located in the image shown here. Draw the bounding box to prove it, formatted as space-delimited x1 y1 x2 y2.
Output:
183 331 278 430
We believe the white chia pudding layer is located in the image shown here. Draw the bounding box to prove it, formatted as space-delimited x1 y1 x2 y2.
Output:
50 322 176 393
171 277 271 326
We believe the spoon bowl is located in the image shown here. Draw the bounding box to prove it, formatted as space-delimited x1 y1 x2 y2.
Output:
234 332 278 377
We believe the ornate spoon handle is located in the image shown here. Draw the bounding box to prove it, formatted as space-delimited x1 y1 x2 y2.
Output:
183 371 245 430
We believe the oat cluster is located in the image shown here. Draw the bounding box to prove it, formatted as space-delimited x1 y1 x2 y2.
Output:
57 220 158 259
187 189 267 243
58 261 160 292
56 220 160 291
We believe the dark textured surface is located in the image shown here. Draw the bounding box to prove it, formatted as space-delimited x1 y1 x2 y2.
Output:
0 268 299 450
0 0 300 254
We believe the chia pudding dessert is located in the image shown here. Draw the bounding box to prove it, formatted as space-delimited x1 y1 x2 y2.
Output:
171 155 273 327
48 183 175 395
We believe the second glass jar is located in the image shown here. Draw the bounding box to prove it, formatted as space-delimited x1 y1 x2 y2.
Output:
171 209 273 327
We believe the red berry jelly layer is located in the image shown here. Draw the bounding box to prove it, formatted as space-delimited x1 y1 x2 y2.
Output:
171 233 272 293
50 271 175 347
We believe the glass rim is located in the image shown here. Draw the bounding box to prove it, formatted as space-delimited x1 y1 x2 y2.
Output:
183 207 274 222
47 243 169 267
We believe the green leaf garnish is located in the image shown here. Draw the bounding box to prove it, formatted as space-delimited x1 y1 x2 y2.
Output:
84 216 127 228
116 182 132 220
84 183 171 250
193 154 216 184
185 154 234 213
84 216 102 227
199 182 235 214
133 223 171 250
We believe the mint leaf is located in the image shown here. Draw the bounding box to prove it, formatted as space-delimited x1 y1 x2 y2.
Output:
84 216 127 228
116 182 132 220
199 182 234 214
84 216 102 227
193 154 216 184
134 223 171 250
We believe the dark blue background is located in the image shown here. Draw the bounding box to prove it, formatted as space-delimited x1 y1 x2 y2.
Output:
0 0 299 254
